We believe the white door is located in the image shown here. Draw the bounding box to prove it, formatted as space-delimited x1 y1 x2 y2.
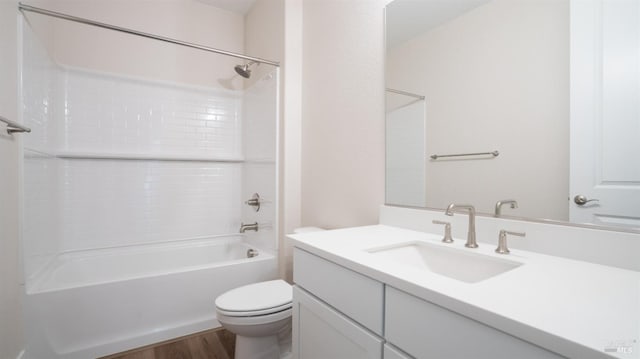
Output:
292 287 383 359
570 0 640 228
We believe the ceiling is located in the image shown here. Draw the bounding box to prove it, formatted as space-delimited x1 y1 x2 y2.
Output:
386 0 490 49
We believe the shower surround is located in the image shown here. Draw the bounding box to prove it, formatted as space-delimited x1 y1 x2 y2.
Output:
21 17 279 359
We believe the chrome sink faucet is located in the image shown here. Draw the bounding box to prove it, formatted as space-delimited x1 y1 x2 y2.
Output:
445 204 478 248
495 199 518 216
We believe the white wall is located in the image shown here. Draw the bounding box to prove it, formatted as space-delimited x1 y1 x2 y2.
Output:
300 0 387 229
244 0 296 279
0 0 25 357
387 0 569 220
26 0 246 89
245 0 284 83
281 0 303 281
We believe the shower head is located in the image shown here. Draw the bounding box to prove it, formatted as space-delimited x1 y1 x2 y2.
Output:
234 61 256 79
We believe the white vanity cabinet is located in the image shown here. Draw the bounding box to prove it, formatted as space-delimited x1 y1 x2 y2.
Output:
383 344 412 359
293 248 567 359
293 248 385 359
385 287 565 359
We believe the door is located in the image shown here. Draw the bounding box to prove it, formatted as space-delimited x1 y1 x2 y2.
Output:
292 287 383 359
384 344 412 359
570 0 640 227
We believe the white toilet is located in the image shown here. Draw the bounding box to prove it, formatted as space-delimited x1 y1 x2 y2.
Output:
215 279 293 359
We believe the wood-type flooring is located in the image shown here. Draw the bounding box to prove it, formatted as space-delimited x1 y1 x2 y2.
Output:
99 328 235 359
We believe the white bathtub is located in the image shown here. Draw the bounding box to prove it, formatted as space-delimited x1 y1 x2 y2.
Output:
24 235 278 359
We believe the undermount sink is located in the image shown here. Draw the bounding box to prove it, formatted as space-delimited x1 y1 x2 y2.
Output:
366 241 522 283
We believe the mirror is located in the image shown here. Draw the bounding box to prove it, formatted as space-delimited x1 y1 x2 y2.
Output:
385 0 640 230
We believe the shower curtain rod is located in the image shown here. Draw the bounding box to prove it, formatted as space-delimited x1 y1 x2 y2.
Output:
18 3 280 67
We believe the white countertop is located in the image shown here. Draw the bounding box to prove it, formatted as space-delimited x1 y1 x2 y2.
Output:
289 224 640 359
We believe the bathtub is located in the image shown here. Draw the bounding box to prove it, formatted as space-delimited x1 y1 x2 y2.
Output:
24 235 278 359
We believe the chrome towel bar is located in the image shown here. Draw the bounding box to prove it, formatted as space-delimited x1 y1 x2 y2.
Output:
430 150 499 160
0 115 31 135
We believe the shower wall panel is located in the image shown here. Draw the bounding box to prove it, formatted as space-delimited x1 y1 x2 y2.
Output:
58 159 242 251
22 21 61 280
23 24 250 269
23 20 279 283
241 71 278 251
56 69 244 251
59 69 243 158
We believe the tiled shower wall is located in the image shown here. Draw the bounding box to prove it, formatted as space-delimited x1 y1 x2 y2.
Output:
22 23 277 280
22 21 61 279
241 71 278 252
56 70 244 252
59 70 242 158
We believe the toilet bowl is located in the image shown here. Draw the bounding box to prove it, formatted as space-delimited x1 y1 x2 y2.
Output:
215 279 293 359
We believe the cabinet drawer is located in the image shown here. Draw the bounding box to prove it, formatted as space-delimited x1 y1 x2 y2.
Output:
385 286 564 359
293 248 384 335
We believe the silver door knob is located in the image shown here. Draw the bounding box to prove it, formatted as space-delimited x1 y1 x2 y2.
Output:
574 195 599 206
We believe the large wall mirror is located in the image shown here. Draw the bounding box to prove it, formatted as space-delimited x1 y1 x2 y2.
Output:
385 0 640 230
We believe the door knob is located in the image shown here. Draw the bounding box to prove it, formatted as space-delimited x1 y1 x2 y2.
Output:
574 195 599 206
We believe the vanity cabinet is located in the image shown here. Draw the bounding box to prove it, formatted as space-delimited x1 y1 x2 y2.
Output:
385 287 565 359
293 248 385 359
383 344 412 359
293 248 565 359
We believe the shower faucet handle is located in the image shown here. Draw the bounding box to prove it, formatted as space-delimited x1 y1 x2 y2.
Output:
245 193 261 212
240 222 259 233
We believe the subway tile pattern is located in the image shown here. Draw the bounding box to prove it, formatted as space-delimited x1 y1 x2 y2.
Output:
243 72 278 162
22 23 60 280
241 73 278 251
22 22 57 153
59 159 242 251
21 21 278 276
22 151 61 279
61 69 243 158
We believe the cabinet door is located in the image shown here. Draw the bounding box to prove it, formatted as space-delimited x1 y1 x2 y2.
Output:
293 286 383 359
385 287 564 359
384 344 412 359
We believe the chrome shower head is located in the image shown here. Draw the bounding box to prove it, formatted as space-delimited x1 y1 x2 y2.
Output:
234 61 256 79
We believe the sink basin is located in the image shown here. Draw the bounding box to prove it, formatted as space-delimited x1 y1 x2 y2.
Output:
366 241 522 283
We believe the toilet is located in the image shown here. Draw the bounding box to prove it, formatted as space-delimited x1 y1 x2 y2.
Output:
216 227 324 359
215 279 293 359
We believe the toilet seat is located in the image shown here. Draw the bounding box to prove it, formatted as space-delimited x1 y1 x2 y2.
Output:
217 302 292 317
215 279 292 317
217 307 292 326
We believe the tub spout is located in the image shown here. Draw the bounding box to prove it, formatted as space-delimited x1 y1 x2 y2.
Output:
240 222 259 233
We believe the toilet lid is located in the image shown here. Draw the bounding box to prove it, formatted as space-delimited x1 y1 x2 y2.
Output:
215 279 292 315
